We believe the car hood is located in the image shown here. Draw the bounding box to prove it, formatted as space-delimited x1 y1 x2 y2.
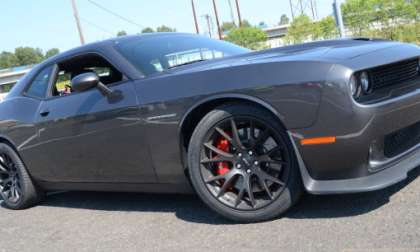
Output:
169 39 419 74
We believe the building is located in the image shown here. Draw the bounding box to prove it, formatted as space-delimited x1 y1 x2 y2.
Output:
263 24 290 48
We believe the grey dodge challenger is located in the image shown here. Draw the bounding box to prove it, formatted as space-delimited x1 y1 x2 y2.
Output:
0 33 419 222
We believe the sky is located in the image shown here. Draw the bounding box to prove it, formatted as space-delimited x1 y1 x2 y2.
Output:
0 0 339 53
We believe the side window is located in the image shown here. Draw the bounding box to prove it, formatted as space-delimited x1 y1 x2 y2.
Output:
51 54 124 97
26 66 53 99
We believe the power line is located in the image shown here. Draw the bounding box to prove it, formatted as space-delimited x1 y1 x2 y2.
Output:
87 0 144 30
80 17 115 36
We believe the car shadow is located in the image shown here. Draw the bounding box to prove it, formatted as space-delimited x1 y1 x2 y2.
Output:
2 167 419 225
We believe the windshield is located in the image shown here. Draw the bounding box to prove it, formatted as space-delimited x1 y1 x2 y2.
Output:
114 34 250 76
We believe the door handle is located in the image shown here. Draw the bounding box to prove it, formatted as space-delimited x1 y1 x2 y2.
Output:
40 110 50 117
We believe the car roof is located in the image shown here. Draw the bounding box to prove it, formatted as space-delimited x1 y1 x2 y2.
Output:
42 32 197 66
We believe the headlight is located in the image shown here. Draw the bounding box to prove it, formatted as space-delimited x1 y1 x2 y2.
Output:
360 71 371 94
350 75 360 98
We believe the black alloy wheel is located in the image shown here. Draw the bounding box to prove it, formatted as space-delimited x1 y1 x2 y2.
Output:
0 143 43 210
188 104 302 222
201 116 290 210
0 153 22 203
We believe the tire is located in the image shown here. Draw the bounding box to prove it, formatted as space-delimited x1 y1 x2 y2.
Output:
0 143 43 210
188 103 302 222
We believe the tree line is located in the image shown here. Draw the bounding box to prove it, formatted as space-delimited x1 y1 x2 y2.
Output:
0 47 59 69
225 0 419 49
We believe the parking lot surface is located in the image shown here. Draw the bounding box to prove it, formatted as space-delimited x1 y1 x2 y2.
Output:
0 168 419 252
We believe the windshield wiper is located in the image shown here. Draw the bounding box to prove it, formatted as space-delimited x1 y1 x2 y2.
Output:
168 59 207 69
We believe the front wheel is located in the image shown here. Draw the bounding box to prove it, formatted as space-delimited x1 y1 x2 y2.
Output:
0 143 43 209
188 104 302 222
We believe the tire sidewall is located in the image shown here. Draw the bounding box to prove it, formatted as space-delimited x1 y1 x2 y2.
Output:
0 143 38 209
188 104 302 222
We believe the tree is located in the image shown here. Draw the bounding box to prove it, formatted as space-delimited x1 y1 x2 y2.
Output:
279 14 290 25
156 25 176 32
225 26 268 50
117 30 127 36
45 48 60 59
222 22 237 32
0 52 18 69
316 16 338 40
14 47 44 66
284 15 314 44
141 27 155 33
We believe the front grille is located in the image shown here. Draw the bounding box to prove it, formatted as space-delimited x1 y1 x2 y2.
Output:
371 59 419 90
384 120 420 158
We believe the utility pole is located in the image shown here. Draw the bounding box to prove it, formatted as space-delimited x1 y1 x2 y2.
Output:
191 0 200 34
71 0 85 45
203 14 213 38
227 0 236 25
333 0 346 38
212 0 223 40
235 0 242 27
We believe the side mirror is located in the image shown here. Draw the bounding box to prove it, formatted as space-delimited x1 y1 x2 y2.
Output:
71 72 99 92
71 72 114 96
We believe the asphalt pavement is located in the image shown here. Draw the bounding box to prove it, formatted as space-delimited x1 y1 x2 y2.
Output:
0 167 419 252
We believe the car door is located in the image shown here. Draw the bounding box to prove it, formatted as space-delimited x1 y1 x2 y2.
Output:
28 53 156 183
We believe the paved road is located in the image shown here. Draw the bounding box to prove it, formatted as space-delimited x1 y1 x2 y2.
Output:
1 168 419 252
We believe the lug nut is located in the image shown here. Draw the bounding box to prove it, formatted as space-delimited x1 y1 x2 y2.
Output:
247 169 251 174
248 151 253 156
254 161 259 166
238 153 242 157
236 164 242 169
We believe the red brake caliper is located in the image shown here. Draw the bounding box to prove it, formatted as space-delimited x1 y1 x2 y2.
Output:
216 137 231 175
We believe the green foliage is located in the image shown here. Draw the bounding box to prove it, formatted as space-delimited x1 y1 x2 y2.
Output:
341 0 419 43
285 15 339 44
14 47 44 66
141 27 155 33
156 25 176 32
222 22 237 32
279 14 290 25
225 26 268 50
0 52 18 69
284 15 315 44
45 48 60 59
117 30 127 36
0 47 60 69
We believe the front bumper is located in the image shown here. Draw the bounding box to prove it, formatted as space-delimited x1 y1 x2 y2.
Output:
290 74 420 194
290 132 420 194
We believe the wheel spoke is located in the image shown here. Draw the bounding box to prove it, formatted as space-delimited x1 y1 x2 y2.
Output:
253 128 270 148
244 177 256 208
249 120 256 141
266 146 282 156
234 188 245 207
203 143 233 158
205 173 227 183
0 161 8 174
201 156 233 164
217 172 237 198
258 178 274 200
258 154 286 165
259 170 285 186
230 119 245 150
0 178 12 187
215 127 233 144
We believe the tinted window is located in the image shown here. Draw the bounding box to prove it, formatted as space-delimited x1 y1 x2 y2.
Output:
115 35 250 76
26 66 53 99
